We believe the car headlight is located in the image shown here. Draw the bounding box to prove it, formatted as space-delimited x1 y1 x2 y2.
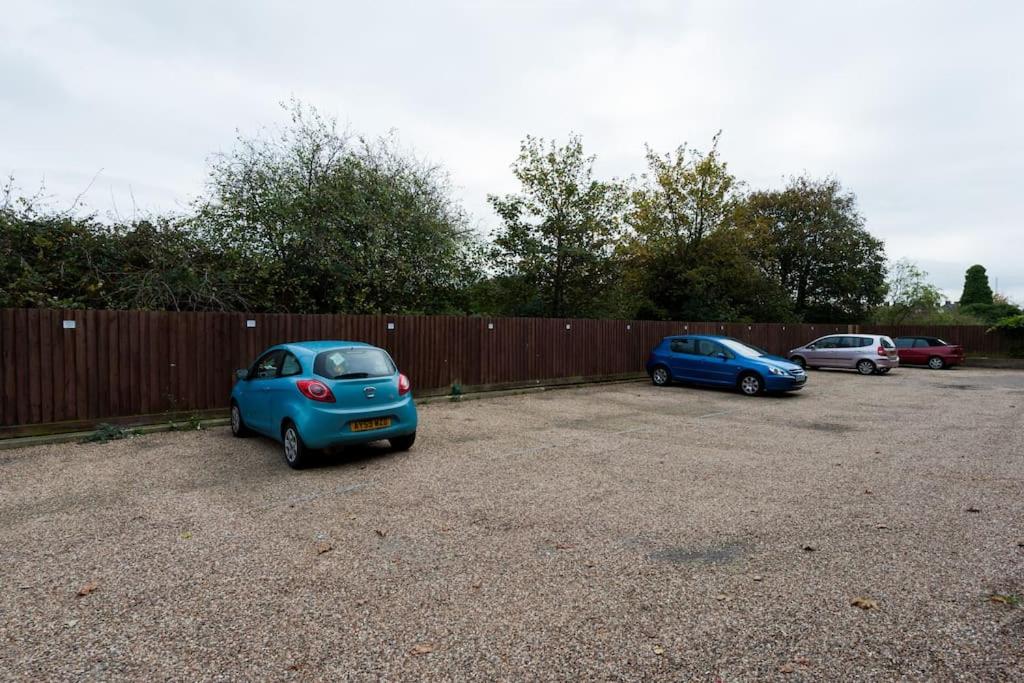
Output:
769 366 788 376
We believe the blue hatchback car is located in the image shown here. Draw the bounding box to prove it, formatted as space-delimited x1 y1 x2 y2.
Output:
230 341 418 468
646 335 807 396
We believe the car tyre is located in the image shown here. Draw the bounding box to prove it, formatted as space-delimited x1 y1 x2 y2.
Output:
790 355 806 369
856 359 877 375
390 431 416 451
878 367 891 374
651 365 672 387
928 356 945 370
738 372 763 396
230 402 250 437
282 421 310 469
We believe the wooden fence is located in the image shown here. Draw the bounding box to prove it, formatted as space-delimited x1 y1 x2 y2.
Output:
0 309 1010 434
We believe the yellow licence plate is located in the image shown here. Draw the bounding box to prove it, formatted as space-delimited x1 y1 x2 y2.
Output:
350 417 392 432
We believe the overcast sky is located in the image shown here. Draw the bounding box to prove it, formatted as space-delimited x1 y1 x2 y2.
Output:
3 0 1022 301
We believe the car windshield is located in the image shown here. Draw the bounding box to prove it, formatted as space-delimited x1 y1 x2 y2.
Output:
313 347 395 379
719 338 766 359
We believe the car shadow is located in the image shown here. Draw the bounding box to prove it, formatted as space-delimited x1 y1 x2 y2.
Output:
310 440 403 469
662 381 805 399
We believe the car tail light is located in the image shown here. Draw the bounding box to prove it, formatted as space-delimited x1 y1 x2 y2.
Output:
877 345 887 356
398 373 411 395
296 379 335 403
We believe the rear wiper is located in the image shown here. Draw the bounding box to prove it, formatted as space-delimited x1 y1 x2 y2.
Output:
334 372 370 379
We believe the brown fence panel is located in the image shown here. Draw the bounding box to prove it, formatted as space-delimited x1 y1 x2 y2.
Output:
0 309 1015 431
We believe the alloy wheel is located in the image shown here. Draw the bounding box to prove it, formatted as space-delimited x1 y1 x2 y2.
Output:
231 406 240 434
284 427 298 463
652 367 669 386
928 357 944 370
740 375 761 395
857 360 875 375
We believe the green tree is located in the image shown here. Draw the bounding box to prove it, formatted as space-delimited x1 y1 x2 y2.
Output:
959 264 994 306
872 258 943 324
734 176 887 323
619 135 792 321
487 135 625 317
1 178 244 311
195 101 482 314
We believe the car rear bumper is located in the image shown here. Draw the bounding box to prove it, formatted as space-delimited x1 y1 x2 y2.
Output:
875 356 899 368
294 396 418 449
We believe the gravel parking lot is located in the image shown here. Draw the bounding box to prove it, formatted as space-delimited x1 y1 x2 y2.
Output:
2 367 1023 680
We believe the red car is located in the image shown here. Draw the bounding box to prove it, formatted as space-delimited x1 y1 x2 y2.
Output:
893 336 965 369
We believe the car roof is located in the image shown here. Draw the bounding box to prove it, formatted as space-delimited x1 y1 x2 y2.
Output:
663 334 729 341
275 340 375 354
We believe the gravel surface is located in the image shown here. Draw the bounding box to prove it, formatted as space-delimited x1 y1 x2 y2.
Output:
2 367 1023 681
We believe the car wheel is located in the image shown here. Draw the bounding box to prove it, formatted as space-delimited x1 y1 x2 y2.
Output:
856 359 877 375
282 421 309 469
390 431 416 451
651 366 671 387
790 356 806 369
738 372 763 396
928 356 945 370
230 402 250 437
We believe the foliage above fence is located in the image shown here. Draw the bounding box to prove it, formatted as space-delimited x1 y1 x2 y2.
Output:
0 309 1011 432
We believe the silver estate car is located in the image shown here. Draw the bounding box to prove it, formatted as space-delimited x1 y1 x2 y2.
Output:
788 334 899 375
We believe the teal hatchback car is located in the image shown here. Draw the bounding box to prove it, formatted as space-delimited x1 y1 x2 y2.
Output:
230 341 418 468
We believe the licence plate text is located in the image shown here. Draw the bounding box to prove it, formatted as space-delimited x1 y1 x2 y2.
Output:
350 417 392 432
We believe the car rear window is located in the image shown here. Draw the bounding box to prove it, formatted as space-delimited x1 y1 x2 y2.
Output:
314 347 395 379
880 337 894 348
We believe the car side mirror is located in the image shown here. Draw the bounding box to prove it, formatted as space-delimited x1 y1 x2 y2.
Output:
806 344 816 350
714 352 727 361
234 368 248 382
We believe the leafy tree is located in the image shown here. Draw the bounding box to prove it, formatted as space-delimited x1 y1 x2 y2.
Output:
0 179 243 311
959 264 994 306
195 101 482 314
616 136 793 321
487 135 625 317
734 176 886 323
872 258 943 324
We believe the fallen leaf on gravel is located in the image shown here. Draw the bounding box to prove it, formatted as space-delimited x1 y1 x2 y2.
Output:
180 531 192 540
18 585 32 590
77 580 98 597
864 489 872 494
315 541 333 555
988 594 1021 606
652 645 664 655
876 524 888 529
850 597 878 610
966 507 981 513
374 529 387 537
752 575 763 582
471 581 482 590
802 545 818 552
779 663 795 673
793 656 811 666
64 619 78 628
409 643 434 656
554 543 574 550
